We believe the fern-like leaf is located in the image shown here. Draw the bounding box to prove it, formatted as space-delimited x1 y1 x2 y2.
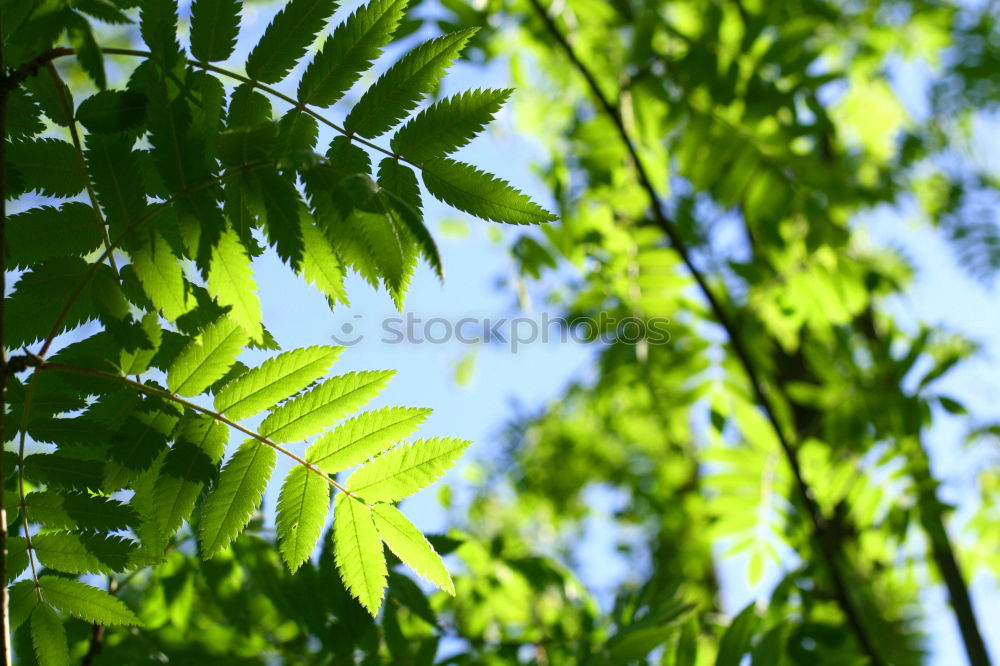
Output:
5 204 103 270
207 229 264 342
343 28 477 139
259 370 395 443
130 231 193 322
7 139 86 198
299 216 350 307
372 502 453 594
199 439 277 558
26 491 139 532
422 157 555 224
30 603 70 666
189 0 240 62
215 346 342 421
245 0 340 84
276 465 331 572
307 406 430 473
167 316 249 397
333 493 387 616
347 437 470 502
391 88 512 162
9 581 39 633
297 0 408 107
39 576 140 626
32 532 137 574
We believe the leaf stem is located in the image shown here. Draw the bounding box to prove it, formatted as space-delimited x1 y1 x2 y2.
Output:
525 1 886 662
13 375 42 598
38 362 353 496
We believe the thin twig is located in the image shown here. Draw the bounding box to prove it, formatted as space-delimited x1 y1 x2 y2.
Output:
525 1 885 662
0 12 12 663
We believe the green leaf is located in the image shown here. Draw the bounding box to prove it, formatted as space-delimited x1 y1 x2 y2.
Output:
299 216 350 307
199 439 276 558
297 0 409 107
5 204 103 270
333 493 387 616
24 72 73 127
307 406 430 473
6 88 43 139
207 228 264 342
31 603 70 666
130 231 193 322
66 10 106 89
422 157 555 224
276 465 331 571
347 438 470 502
119 312 163 375
140 0 181 66
343 28 477 139
377 158 442 279
32 532 137 574
5 257 105 350
86 132 146 239
260 370 395 443
372 503 453 594
154 414 228 535
76 90 147 134
245 0 340 84
715 602 760 666
167 316 250 397
7 139 86 197
26 491 139 532
39 576 140 626
9 580 39 632
6 537 29 583
253 168 307 269
215 346 343 421
391 88 512 162
23 454 105 493
190 0 240 62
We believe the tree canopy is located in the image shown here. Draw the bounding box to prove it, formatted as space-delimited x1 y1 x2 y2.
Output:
1 0 998 664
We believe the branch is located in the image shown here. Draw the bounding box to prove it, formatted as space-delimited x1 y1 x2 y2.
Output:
525 1 886 662
37 362 354 497
0 12 12 663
